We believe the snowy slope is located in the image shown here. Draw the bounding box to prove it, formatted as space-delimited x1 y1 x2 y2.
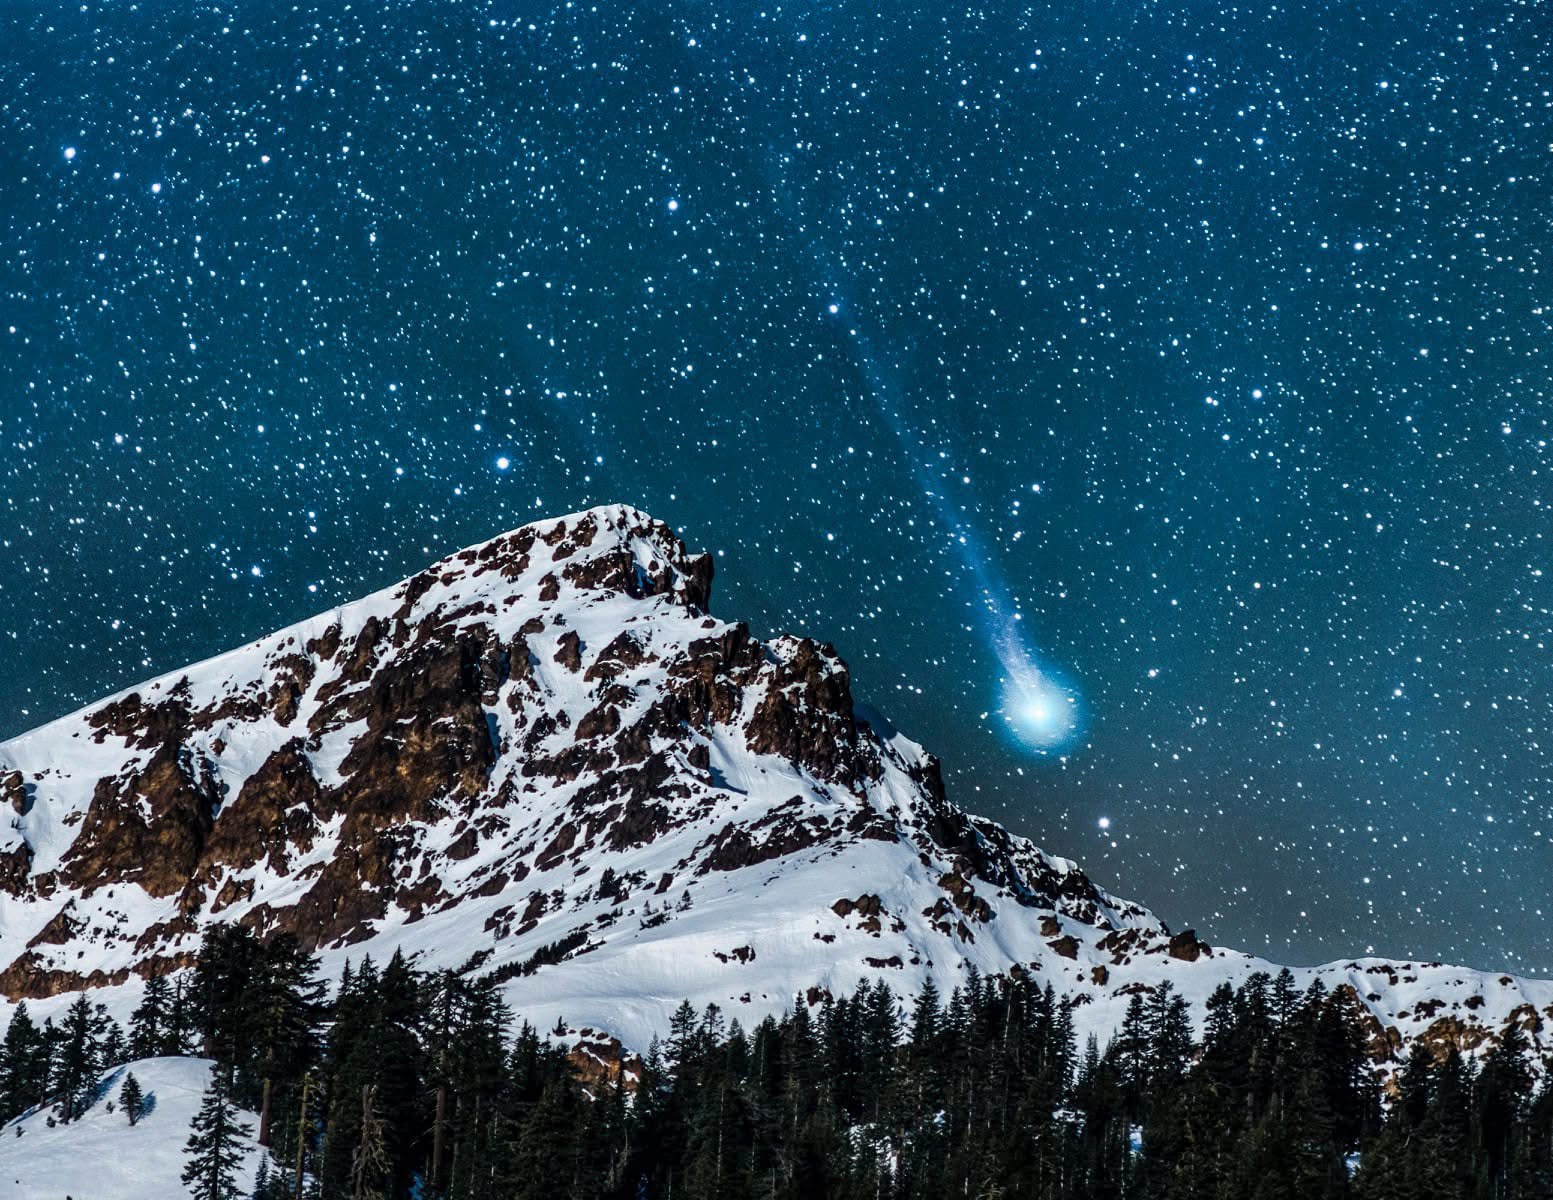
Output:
0 504 1548 1070
0 1057 265 1200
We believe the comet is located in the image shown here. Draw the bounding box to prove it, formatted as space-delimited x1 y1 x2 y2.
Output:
826 301 1083 756
996 624 1080 753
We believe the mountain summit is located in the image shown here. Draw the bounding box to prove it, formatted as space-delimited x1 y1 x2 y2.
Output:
1 505 1546 1064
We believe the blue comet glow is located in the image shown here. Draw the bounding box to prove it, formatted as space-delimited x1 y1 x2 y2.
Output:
996 625 1081 753
824 290 1084 756
956 529 1082 754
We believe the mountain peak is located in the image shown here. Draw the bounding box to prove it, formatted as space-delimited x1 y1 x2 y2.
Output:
1 508 1549 1067
392 504 716 620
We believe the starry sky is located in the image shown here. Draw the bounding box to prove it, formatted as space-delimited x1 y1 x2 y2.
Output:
2 1 1549 972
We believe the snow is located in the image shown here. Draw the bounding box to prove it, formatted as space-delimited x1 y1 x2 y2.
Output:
0 1058 266 1200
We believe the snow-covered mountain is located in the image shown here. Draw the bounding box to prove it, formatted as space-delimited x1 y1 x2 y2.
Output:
1 504 1548 1068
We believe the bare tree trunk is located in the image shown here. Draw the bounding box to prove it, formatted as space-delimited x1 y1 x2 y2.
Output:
259 1068 274 1147
431 1081 448 1192
351 1083 390 1200
292 1073 313 1200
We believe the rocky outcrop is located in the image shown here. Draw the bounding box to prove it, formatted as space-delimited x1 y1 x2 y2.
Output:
194 742 322 882
1167 930 1211 963
2 770 27 814
744 638 870 785
60 741 221 898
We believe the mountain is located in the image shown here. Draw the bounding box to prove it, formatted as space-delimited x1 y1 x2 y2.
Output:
1 504 1548 1070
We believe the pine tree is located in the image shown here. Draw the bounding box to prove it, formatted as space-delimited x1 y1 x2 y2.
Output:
1415 1048 1474 1200
667 999 701 1069
120 1071 146 1126
252 934 323 1148
1145 982 1194 1093
0 1002 47 1121
130 973 174 1060
1115 993 1152 1120
167 978 196 1056
440 973 510 1196
1511 1077 1553 1200
192 925 265 1070
99 1014 126 1071
52 994 99 1121
858 982 901 1123
1271 967 1300 1026
370 949 430 1198
288 1071 317 1200
1474 1021 1534 1194
183 1065 255 1200
1201 981 1238 1058
512 1080 587 1200
317 958 380 1198
1282 1065 1346 1198
252 1156 271 1200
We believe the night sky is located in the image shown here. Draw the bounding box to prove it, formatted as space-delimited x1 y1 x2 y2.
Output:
2 2 1549 972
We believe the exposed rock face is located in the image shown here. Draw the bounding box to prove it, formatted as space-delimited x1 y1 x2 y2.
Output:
60 741 221 898
1167 930 1211 963
743 638 869 785
197 742 323 881
3 503 1552 1071
2 770 27 814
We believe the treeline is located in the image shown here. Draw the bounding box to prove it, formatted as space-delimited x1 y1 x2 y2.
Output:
5 928 1553 1198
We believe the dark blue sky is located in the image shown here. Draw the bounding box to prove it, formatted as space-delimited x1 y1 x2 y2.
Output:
1 1 1548 971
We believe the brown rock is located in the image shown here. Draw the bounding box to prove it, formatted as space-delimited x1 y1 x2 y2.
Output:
2 771 26 814
0 842 33 897
575 704 621 741
446 828 479 860
744 638 868 783
1049 936 1080 960
1166 929 1210 962
59 741 222 898
0 952 131 1001
554 631 583 672
192 741 322 886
